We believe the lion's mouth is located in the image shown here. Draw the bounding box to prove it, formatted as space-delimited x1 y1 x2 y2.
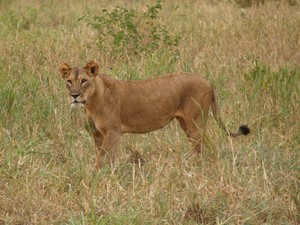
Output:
71 100 86 109
71 100 86 105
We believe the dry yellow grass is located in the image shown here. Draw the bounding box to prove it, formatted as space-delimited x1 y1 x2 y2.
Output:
0 0 299 224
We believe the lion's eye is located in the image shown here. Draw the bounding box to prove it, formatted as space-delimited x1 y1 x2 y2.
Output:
67 80 72 86
81 79 88 85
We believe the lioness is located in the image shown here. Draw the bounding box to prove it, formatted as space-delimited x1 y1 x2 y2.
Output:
59 60 249 169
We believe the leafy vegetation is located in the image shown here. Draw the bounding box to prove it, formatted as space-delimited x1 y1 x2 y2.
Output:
85 0 180 62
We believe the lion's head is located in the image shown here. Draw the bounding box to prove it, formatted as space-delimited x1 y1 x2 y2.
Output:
59 60 100 107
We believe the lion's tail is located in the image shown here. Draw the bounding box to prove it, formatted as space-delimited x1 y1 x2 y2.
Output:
211 89 250 137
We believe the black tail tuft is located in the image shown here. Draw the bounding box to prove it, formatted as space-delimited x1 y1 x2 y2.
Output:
239 125 250 135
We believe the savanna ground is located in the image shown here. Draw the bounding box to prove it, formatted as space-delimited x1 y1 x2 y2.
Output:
0 0 299 224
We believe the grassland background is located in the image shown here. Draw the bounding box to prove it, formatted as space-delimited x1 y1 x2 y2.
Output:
0 0 299 224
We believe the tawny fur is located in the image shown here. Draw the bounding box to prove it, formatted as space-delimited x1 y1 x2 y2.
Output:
59 60 249 169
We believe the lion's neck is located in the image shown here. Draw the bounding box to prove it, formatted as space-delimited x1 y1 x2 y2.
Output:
84 76 108 114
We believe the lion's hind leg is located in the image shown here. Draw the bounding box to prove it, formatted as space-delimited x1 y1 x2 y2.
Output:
176 115 207 154
186 118 206 154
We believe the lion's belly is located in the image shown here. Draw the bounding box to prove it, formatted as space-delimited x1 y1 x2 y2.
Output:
120 112 175 133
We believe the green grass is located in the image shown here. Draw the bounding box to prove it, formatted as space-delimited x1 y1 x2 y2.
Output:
0 0 299 224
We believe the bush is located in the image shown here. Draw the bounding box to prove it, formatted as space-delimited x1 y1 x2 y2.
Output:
85 0 180 61
243 60 299 115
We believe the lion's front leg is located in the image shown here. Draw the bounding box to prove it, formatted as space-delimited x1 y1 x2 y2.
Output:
94 131 121 169
92 130 104 149
87 118 104 149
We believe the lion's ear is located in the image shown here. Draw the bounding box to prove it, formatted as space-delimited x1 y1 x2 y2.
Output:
85 60 99 77
59 63 72 79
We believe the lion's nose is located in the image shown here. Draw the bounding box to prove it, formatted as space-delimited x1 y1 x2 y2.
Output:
71 93 80 99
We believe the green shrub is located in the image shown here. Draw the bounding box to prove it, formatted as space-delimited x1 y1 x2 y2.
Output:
243 60 299 115
85 0 180 61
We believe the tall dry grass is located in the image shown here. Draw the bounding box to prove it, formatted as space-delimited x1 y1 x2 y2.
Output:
0 0 299 224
